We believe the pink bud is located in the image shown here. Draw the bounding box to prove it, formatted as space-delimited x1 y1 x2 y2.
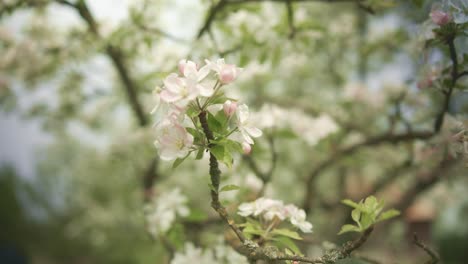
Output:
219 64 238 84
430 10 452 26
223 100 237 116
242 142 252 155
178 59 187 75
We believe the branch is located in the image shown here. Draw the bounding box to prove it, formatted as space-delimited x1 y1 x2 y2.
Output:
199 110 373 263
243 134 277 195
413 233 439 264
394 157 458 213
456 70 468 81
303 131 433 213
198 110 247 243
286 0 296 39
196 0 371 39
433 36 459 133
56 0 148 126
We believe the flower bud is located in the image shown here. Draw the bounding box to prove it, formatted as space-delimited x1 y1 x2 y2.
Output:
178 59 187 75
219 64 238 84
430 10 452 26
223 100 237 117
242 142 252 155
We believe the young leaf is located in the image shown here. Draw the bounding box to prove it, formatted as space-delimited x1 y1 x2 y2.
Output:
273 237 302 255
271 228 303 240
220 184 240 192
376 209 400 222
172 153 190 169
351 208 361 224
210 145 225 162
338 224 361 235
195 147 205 160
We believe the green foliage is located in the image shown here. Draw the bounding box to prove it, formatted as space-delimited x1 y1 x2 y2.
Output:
339 196 400 235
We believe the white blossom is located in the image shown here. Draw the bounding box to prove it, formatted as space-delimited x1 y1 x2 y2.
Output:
238 197 313 233
145 188 190 236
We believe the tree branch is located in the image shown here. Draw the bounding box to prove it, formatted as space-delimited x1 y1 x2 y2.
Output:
197 0 371 39
303 131 433 213
394 157 458 213
433 36 459 133
56 0 148 126
198 110 247 243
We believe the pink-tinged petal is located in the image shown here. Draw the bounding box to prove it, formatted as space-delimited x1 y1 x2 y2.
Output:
183 61 198 78
163 73 182 93
245 126 262 138
223 100 237 116
178 59 187 75
160 147 181 161
430 10 452 26
242 142 251 154
220 65 236 84
160 90 181 103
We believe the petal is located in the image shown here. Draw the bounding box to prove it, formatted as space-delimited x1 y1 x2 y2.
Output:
163 73 182 93
183 61 198 78
197 64 211 81
160 90 181 103
245 126 262 138
198 84 214 97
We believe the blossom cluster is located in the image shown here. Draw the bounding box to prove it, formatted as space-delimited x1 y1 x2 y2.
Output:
144 188 190 236
238 197 313 233
252 104 339 146
171 242 248 264
151 59 262 161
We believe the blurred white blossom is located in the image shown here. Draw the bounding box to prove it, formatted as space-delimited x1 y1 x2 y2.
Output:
145 188 190 237
238 197 313 233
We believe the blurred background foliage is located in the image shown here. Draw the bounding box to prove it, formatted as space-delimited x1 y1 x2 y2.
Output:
0 0 467 263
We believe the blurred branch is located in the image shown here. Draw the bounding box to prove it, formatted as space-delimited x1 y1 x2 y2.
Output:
134 22 190 44
433 36 459 133
54 0 161 203
303 131 434 213
56 0 148 126
394 157 458 213
456 70 468 80
197 0 372 39
286 0 296 39
413 233 439 264
243 134 277 196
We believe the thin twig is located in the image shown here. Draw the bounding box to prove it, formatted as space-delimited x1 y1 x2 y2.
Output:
413 233 439 264
303 131 433 213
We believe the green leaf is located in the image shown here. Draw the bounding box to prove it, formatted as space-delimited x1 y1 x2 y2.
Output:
351 209 361 224
185 208 208 222
172 153 190 169
377 209 400 222
195 148 205 160
243 222 265 236
208 183 217 192
272 236 302 255
220 184 240 192
207 112 223 132
210 145 225 162
342 199 361 209
271 228 303 240
338 224 361 235
225 140 243 154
